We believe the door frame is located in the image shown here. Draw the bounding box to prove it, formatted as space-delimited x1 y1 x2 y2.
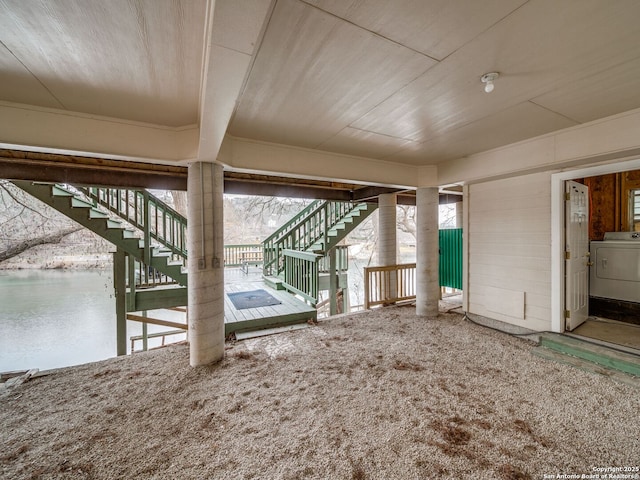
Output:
551 157 640 333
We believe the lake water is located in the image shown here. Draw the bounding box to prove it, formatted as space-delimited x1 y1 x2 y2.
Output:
0 270 185 372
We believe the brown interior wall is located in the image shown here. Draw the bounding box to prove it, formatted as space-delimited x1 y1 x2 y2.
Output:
583 173 620 241
583 169 640 239
621 170 640 232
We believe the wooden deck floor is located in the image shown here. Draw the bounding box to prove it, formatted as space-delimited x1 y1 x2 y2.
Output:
223 267 317 335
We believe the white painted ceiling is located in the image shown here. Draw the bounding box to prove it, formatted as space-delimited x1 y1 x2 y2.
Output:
2 0 640 166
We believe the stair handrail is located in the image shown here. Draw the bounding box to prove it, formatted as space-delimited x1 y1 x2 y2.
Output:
266 201 360 276
79 187 187 262
262 199 323 275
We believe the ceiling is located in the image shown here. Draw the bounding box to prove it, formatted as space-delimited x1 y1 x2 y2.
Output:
2 0 640 177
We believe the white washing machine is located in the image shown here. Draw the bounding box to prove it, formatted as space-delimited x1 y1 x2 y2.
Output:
590 232 640 303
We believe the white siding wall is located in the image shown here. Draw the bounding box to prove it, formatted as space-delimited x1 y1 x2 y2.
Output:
468 171 552 331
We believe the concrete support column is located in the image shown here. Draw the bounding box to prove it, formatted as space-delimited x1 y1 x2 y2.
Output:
416 187 440 317
378 193 397 302
377 193 397 266
187 161 225 366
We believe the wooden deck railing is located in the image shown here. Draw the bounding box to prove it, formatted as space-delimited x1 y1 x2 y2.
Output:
224 244 263 267
363 263 417 309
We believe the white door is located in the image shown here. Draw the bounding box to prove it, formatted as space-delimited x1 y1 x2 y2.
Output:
565 181 590 331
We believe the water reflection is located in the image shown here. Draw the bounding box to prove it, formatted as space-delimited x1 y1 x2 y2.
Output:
0 270 185 371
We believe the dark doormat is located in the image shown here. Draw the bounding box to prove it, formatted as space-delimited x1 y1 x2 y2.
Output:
227 289 282 310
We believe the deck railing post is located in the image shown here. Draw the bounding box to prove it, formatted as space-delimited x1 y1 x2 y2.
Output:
142 190 151 266
113 248 127 356
329 248 337 315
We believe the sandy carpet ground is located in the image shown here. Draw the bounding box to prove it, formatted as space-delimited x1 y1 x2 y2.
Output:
1 306 639 480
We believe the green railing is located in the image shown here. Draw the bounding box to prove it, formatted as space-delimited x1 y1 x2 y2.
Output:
318 245 349 273
80 187 187 266
264 201 360 276
282 249 322 307
439 228 463 290
262 200 322 276
127 260 178 290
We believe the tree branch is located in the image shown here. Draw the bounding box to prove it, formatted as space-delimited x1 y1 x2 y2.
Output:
0 226 83 263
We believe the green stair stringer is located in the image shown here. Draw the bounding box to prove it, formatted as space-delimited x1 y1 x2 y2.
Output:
537 333 640 378
11 181 188 286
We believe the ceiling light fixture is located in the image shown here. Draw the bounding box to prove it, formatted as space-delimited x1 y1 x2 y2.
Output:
481 72 499 93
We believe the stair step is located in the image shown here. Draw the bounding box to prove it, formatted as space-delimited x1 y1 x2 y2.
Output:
538 333 640 377
89 209 109 219
71 197 94 209
51 185 74 197
263 275 286 290
122 229 138 239
165 260 184 267
106 219 123 229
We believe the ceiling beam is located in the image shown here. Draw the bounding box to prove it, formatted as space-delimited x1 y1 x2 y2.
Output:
352 186 408 201
0 102 198 163
224 179 351 201
2 150 458 204
197 1 274 160
0 150 187 190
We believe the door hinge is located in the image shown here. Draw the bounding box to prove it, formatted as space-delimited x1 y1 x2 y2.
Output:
564 310 571 319
564 192 571 201
564 251 571 260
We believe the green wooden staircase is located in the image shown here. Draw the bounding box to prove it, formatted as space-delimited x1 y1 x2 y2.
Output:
11 181 188 287
262 200 377 277
12 181 376 294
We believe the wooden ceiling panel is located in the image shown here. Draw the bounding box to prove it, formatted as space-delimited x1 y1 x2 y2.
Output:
384 101 578 165
532 57 640 124
350 0 640 147
317 127 419 159
0 43 62 109
306 0 527 61
228 0 436 148
0 0 206 127
211 0 273 55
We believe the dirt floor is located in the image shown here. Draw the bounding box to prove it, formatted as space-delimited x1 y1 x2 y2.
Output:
1 306 639 480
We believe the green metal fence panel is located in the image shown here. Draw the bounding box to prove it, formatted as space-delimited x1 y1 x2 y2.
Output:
439 228 463 290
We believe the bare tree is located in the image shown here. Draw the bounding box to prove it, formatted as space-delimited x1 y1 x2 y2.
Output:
397 205 417 240
0 182 87 264
170 190 187 216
